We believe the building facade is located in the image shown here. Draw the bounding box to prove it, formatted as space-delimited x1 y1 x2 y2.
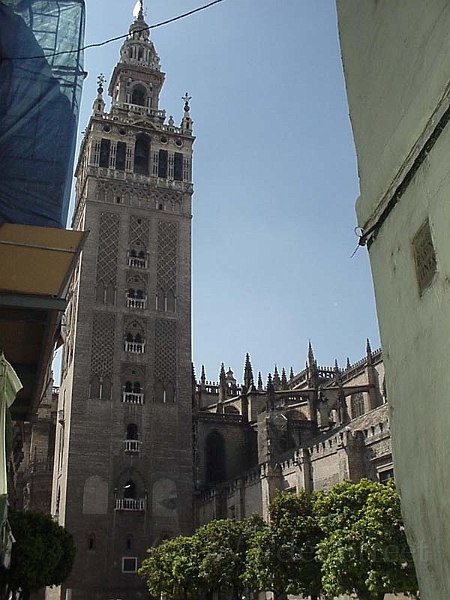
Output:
194 342 392 526
336 2 450 598
49 5 195 599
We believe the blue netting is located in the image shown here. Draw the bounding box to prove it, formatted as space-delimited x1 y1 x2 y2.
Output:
0 0 85 228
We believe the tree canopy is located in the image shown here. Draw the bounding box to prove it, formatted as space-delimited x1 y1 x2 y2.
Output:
0 510 75 600
245 490 322 600
140 479 418 600
314 478 418 600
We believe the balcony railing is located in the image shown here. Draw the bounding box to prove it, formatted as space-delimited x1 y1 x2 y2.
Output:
128 256 147 269
122 392 144 405
123 439 142 454
124 341 145 354
115 498 146 511
126 296 147 309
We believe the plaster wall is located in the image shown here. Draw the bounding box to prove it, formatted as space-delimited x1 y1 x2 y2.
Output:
336 0 450 227
365 122 450 599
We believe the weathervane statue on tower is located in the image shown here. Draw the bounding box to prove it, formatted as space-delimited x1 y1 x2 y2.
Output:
133 0 144 20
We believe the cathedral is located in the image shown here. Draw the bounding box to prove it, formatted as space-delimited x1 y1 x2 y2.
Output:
14 4 394 600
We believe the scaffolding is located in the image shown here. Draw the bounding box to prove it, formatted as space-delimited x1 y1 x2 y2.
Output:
0 0 86 228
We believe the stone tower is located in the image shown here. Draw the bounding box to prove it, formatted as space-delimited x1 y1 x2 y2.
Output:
50 3 195 598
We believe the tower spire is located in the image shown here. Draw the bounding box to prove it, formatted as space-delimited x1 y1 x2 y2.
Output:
243 353 254 392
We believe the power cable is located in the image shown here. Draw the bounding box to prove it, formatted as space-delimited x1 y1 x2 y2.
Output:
2 0 227 61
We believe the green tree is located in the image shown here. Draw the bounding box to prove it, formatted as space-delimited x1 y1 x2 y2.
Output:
139 536 202 600
314 479 418 600
244 491 322 600
195 514 265 600
0 510 75 600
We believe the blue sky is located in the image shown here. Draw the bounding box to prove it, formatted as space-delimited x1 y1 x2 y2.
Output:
57 0 380 385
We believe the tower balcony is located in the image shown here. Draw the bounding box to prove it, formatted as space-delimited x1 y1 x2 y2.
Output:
122 102 166 121
115 498 146 511
126 295 147 309
123 439 141 454
128 256 147 269
122 392 144 405
124 341 145 354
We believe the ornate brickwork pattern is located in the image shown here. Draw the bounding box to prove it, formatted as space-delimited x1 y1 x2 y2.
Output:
129 215 150 245
157 221 177 290
154 319 177 382
97 212 120 284
91 312 116 377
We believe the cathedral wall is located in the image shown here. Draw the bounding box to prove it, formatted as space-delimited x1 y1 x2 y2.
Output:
197 418 254 485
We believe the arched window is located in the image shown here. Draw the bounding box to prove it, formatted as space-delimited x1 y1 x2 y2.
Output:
123 480 135 499
135 333 142 344
125 381 133 393
156 288 165 311
205 432 226 484
134 135 150 175
126 534 133 550
133 381 141 394
116 141 126 171
102 376 111 400
105 283 115 305
351 392 365 418
131 85 146 106
174 152 183 181
158 149 168 178
136 289 144 299
167 290 175 312
96 283 104 304
130 249 137 258
155 380 164 403
128 288 136 298
127 424 138 440
88 533 95 551
90 375 100 399
126 332 133 343
166 382 175 403
99 139 110 168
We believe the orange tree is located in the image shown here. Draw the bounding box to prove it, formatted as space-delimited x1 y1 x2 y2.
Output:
314 479 418 600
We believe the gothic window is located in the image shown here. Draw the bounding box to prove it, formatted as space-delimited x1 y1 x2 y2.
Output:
166 290 175 312
154 380 164 403
133 382 141 394
134 135 150 175
166 381 175 403
205 431 226 484
158 150 168 178
131 85 146 106
127 424 138 440
90 375 100 399
116 142 126 171
96 283 105 304
102 376 111 400
174 153 183 181
126 332 133 343
126 535 133 550
156 288 165 311
99 139 111 168
351 392 365 418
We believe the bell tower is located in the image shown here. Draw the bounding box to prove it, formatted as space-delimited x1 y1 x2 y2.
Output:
50 3 195 599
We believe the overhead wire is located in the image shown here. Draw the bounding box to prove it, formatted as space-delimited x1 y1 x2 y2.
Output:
1 0 227 62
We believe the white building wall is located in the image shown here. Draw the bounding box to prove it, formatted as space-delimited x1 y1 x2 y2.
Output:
337 2 450 598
